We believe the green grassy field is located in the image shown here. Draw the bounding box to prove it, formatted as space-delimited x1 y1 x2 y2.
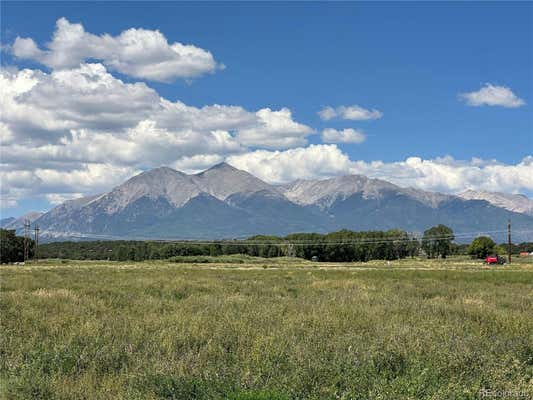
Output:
1 258 532 399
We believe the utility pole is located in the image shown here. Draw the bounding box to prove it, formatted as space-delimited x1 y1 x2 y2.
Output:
507 219 512 264
34 224 40 260
23 219 31 263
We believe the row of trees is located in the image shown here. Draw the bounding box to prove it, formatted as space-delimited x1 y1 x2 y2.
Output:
37 226 451 262
282 229 421 261
37 229 423 262
3 226 530 263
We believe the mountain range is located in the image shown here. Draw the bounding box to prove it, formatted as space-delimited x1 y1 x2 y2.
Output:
0 211 43 231
2 163 532 242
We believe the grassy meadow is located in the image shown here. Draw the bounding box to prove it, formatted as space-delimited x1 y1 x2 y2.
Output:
1 257 532 399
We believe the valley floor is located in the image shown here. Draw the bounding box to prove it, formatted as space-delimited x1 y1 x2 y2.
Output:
1 258 532 399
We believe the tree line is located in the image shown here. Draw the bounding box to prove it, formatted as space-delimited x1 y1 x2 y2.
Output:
35 229 421 262
2 226 531 263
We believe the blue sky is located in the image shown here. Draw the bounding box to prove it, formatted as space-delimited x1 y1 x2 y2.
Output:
1 2 532 217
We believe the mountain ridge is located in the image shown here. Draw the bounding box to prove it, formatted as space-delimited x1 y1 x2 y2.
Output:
0 211 44 231
6 164 533 242
458 190 533 216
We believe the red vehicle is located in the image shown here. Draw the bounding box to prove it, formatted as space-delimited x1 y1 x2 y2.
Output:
485 255 505 265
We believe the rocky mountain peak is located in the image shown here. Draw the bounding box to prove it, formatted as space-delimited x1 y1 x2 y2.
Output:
201 162 238 173
102 167 199 213
193 162 277 200
131 166 183 181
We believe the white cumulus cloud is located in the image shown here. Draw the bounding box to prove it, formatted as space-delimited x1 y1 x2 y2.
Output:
227 145 358 184
321 128 366 144
235 108 314 149
318 105 383 121
459 83 525 108
227 146 533 196
11 17 221 82
0 164 140 209
348 156 533 194
0 63 314 207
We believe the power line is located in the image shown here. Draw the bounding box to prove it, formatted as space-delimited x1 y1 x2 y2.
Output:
37 229 532 246
36 228 533 246
40 228 523 240
146 230 532 246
